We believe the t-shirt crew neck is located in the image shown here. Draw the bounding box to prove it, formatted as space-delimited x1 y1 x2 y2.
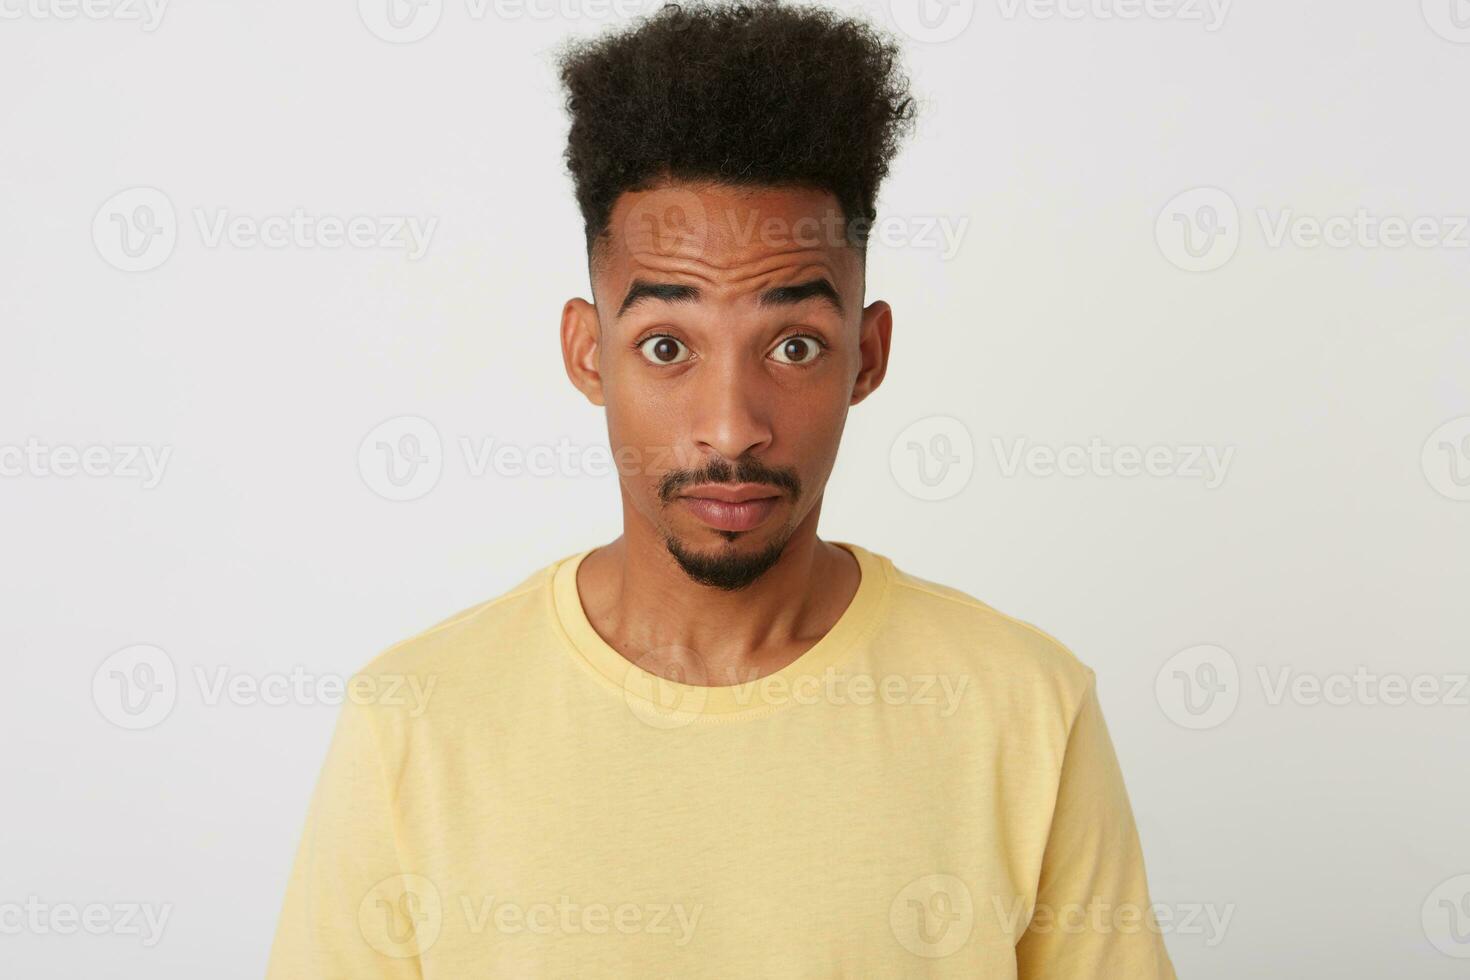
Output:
549 540 893 719
267 540 1178 978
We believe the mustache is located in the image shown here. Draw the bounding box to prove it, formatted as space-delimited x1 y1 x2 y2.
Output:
657 456 802 504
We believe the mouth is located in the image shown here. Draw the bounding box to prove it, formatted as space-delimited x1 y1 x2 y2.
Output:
677 483 783 532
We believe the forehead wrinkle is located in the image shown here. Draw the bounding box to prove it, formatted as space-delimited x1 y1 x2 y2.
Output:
623 248 837 290
626 239 833 273
719 246 837 285
731 248 837 276
661 242 844 293
624 252 723 285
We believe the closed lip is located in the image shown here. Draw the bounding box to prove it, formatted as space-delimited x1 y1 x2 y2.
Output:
679 483 782 504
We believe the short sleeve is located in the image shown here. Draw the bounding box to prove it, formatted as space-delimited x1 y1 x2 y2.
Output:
265 691 423 979
1015 674 1177 979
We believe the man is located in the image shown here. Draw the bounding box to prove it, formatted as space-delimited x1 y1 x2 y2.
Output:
266 2 1177 976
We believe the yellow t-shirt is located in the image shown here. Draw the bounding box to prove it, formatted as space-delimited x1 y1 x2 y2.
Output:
266 542 1176 979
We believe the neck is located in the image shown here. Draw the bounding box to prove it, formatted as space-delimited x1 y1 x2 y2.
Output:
575 498 860 687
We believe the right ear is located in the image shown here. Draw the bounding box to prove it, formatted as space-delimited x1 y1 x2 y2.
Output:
560 297 605 407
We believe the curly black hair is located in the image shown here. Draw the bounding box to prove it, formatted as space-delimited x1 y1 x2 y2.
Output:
556 0 917 259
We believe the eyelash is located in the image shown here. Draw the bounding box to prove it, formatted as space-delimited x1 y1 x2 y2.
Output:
631 332 830 365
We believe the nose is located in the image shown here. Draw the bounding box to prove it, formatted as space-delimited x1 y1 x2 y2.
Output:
689 358 774 463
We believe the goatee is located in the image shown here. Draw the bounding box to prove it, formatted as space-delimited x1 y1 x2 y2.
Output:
662 529 793 592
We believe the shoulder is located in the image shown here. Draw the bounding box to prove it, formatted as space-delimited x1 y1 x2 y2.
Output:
354 555 564 682
870 548 1099 711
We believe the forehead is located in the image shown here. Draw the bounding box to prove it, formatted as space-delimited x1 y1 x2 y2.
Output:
594 182 862 312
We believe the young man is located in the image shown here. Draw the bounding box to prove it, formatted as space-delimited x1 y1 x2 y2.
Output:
267 2 1177 976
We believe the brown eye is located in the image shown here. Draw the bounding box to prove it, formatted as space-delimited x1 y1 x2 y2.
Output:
637 335 690 364
770 335 822 365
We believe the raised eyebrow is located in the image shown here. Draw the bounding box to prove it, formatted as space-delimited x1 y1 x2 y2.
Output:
757 279 843 316
617 279 701 318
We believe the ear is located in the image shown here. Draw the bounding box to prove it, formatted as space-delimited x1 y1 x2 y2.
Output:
850 299 893 406
560 297 605 407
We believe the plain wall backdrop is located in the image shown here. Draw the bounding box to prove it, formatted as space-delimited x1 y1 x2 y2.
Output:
3 0 1468 975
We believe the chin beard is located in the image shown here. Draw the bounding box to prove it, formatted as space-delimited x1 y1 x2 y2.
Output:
662 528 793 592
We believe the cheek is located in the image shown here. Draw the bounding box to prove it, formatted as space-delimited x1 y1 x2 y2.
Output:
604 395 682 493
780 386 849 466
604 404 644 470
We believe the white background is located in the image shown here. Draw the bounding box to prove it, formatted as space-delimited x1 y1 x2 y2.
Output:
3 0 1469 976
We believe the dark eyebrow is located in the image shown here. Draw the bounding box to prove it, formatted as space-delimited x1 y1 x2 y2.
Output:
617 279 701 318
615 276 843 319
757 278 843 316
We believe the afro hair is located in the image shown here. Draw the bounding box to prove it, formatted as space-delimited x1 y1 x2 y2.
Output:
556 0 917 257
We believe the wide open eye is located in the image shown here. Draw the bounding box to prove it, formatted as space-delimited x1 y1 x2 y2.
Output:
636 335 691 365
769 335 825 365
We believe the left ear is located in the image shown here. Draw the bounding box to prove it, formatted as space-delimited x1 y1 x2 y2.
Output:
850 299 892 406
